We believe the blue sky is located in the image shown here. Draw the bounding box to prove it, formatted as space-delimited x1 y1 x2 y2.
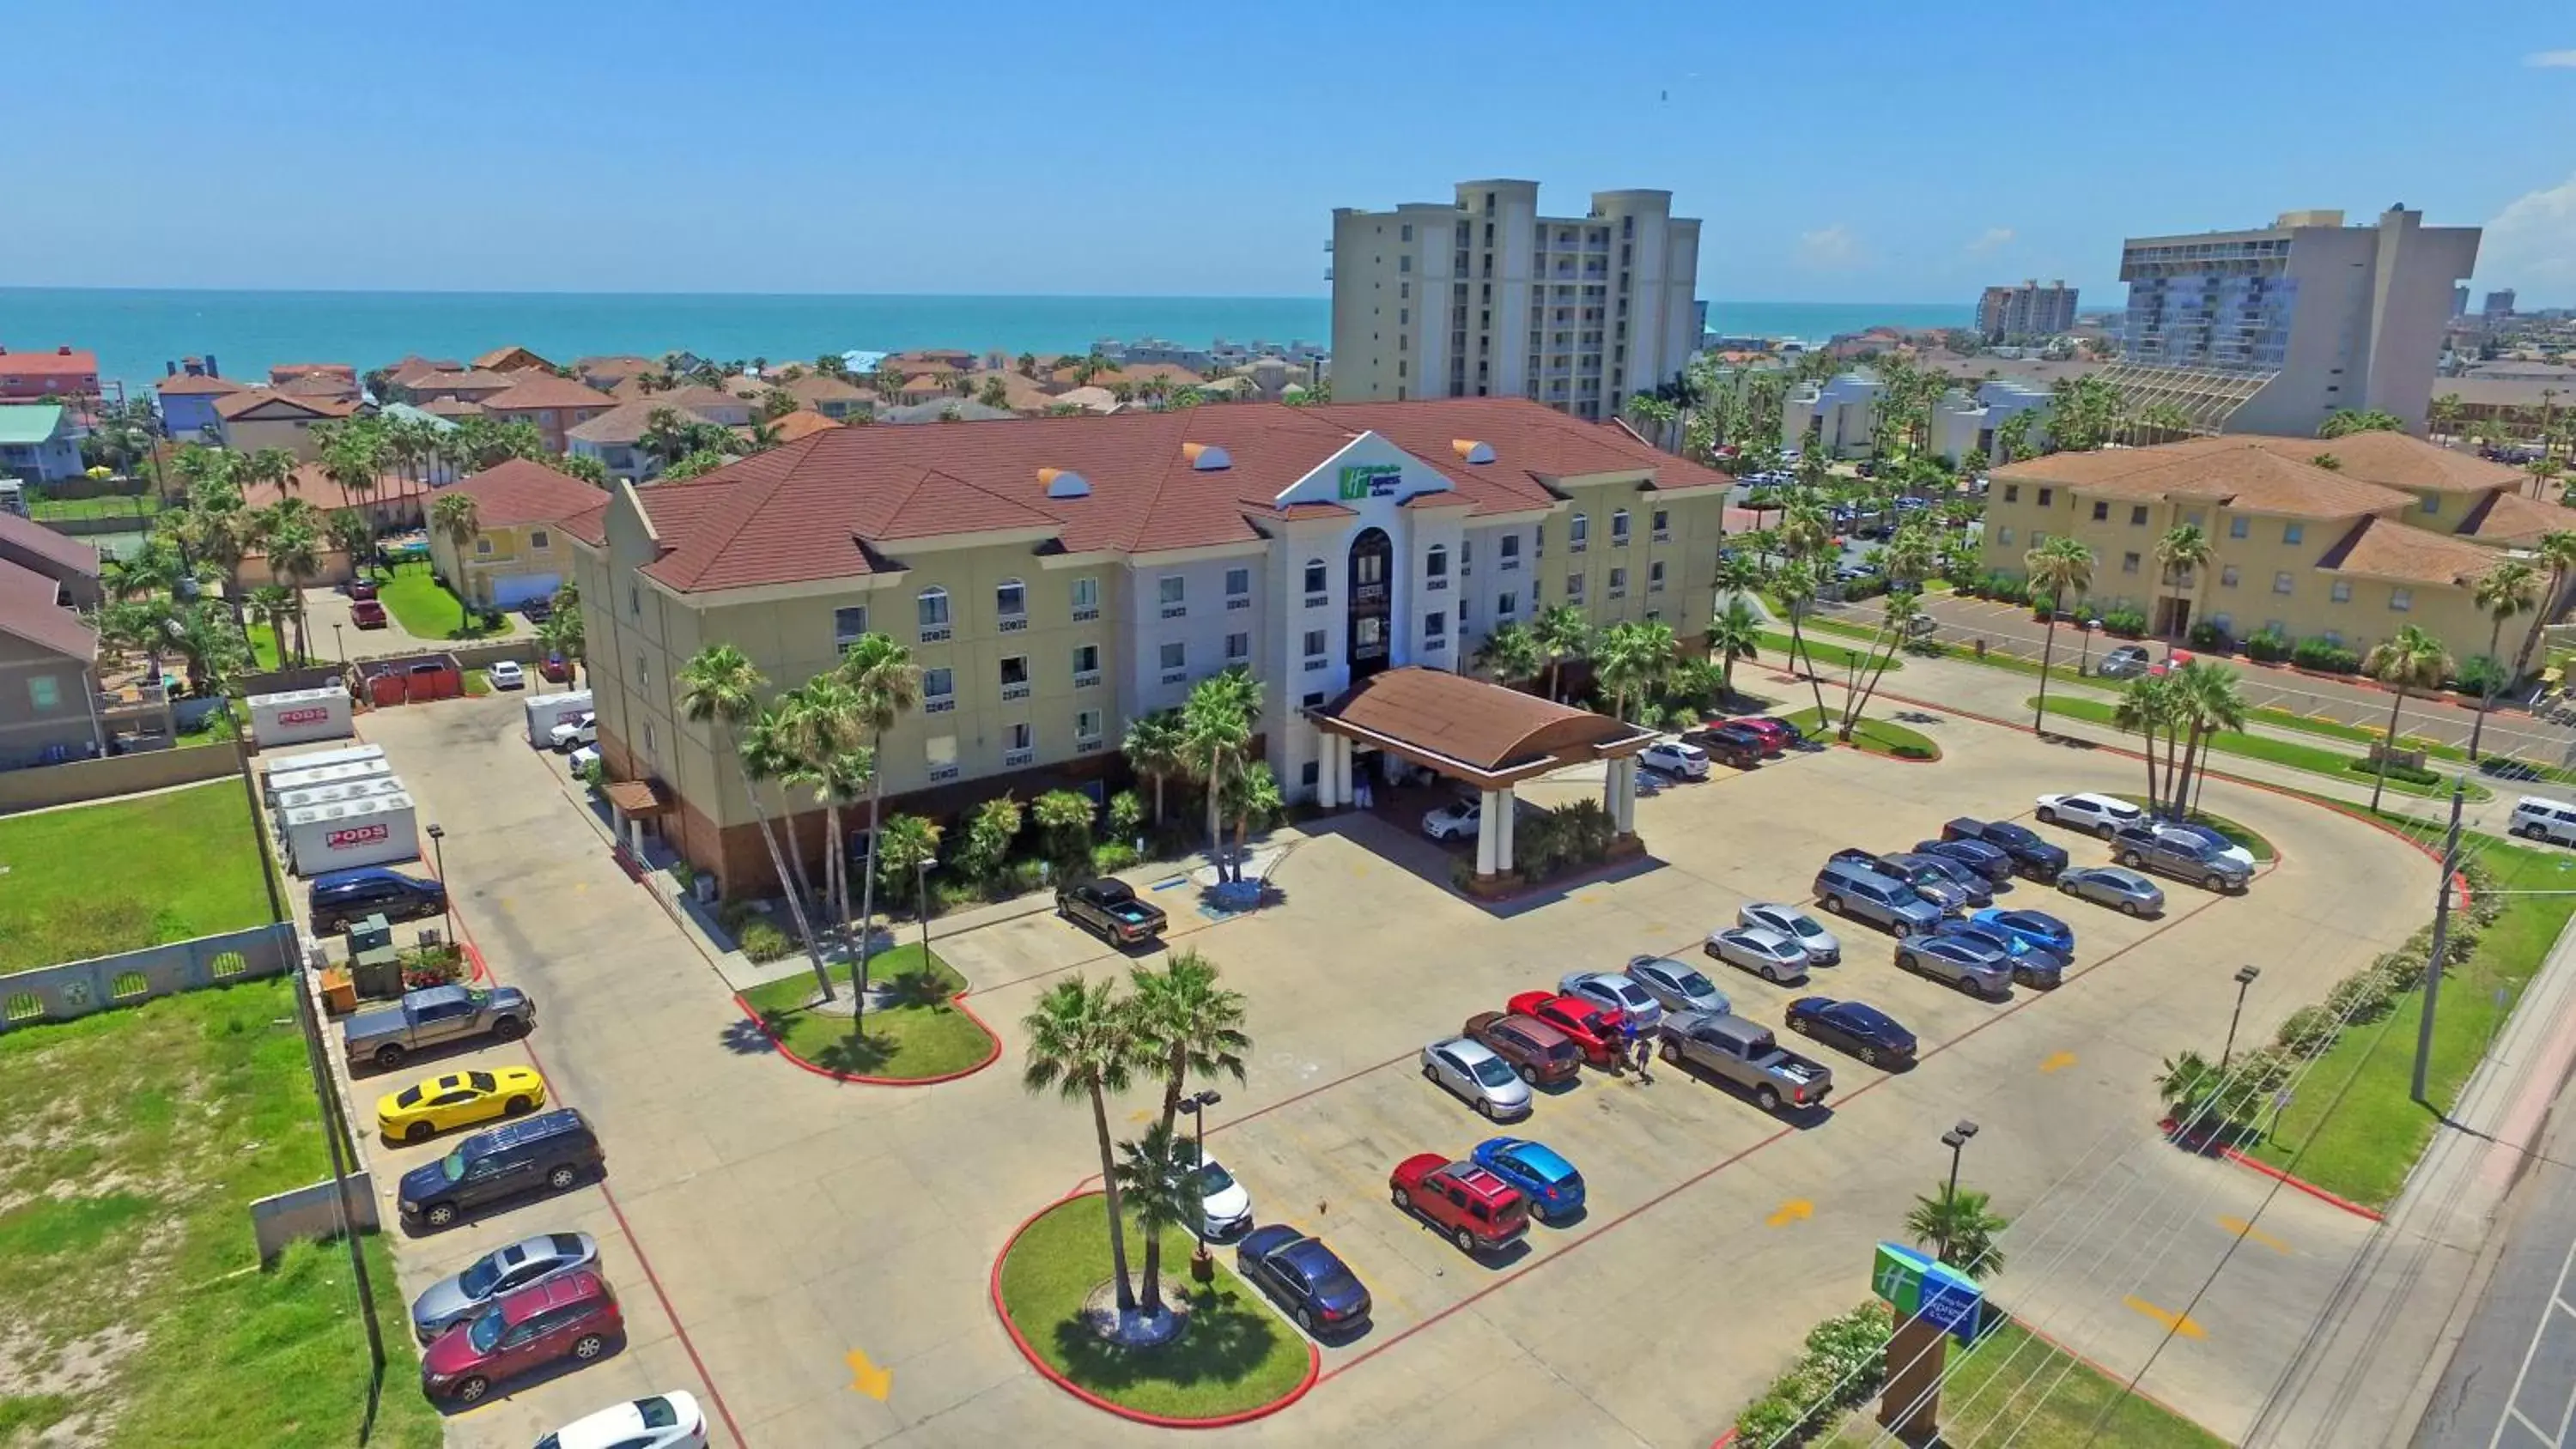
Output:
3 0 2570 302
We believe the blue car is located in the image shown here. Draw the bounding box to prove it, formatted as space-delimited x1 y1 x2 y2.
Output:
1472 1137 1586 1224
1936 918 2065 987
1236 1225 1371 1337
1970 906 2075 958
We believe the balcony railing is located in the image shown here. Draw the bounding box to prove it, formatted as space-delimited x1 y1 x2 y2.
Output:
1071 606 1099 623
1000 682 1031 701
1076 737 1104 754
1004 749 1035 769
997 615 1028 634
1304 592 1330 609
1160 603 1187 620
927 764 961 782
1073 670 1101 688
923 695 956 714
919 624 951 644
1226 596 1252 611
1160 669 1189 685
1425 577 1448 591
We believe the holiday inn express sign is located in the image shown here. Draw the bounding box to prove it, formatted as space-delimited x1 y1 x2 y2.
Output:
1337 464 1404 500
1872 1241 1984 1343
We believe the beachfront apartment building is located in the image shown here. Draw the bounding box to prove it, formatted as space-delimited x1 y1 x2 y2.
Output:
0 405 85 484
0 346 100 403
2105 206 2479 437
562 397 1736 894
1976 281 2080 342
1329 180 1702 423
1783 372 2057 464
1977 430 2565 665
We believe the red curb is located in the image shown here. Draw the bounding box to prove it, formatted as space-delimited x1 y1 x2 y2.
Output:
730 986 1002 1087
1710 1430 1738 1447
2154 1118 2385 1222
988 1191 1321 1428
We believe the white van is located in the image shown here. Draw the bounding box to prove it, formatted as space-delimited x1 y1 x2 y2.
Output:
2510 796 2576 846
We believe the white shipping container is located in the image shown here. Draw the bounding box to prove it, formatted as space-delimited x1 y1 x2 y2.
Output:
270 777 410 825
247 687 354 748
260 746 385 801
263 758 392 802
282 793 421 877
523 690 594 749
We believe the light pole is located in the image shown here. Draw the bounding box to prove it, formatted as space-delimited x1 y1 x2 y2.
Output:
425 823 451 949
1183 1088 1223 1278
914 854 933 957
2078 616 2101 676
1937 1119 1978 1264
2221 964 2260 1070
333 622 345 665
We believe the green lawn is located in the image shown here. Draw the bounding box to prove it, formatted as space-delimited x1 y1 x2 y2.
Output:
0 978 440 1449
175 702 240 749
0 781 272 972
246 620 285 671
1759 628 1901 676
2223 701 2576 788
1802 613 2078 685
1783 706 1942 761
28 493 163 523
737 941 995 1080
2248 835 2576 1205
996 1193 1311 1420
2029 695 2488 802
1824 1319 2225 1448
374 561 501 641
2105 796 2276 862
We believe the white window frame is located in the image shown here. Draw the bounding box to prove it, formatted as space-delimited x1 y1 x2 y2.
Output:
995 578 1027 620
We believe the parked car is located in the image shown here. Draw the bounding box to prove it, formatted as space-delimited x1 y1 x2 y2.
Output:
1941 817 2069 881
421 1270 622 1405
1893 932 2014 999
1812 859 1945 934
398 1109 604 1231
1555 970 1666 1032
1692 720 1775 759
550 711 598 752
343 985 535 1073
1841 850 1973 912
1388 1155 1531 1255
1784 997 1917 1068
568 744 600 774
352 599 389 628
1970 906 2076 958
1639 740 1710 779
1889 852 1995 908
1461 1011 1583 1087
349 579 380 602
410 1231 600 1344
1236 1226 1370 1336
2146 818 2255 871
2096 644 2152 679
376 1066 549 1143
1913 836 2014 884
1504 991 1628 1067
2057 864 2167 916
1054 877 1168 946
1935 918 2065 988
1728 717 1803 753
519 596 555 623
2111 823 2252 893
1655 1011 1834 1113
485 659 526 690
1704 925 1812 984
310 865 448 935
1623 955 1732 1016
1422 797 1484 841
1738 902 1842 965
2035 791 2145 839
1686 726 1765 770
535 1392 707 1449
1470 1137 1585 1224
1194 1152 1254 1240
2512 795 2576 846
1419 1036 1534 1120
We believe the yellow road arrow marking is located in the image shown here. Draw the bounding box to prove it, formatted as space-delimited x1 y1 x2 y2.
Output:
2039 1051 2078 1074
2123 1295 2207 1339
847 1348 893 1401
1767 1199 1814 1228
2217 1215 2291 1253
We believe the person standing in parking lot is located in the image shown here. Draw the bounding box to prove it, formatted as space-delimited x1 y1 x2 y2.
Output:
1631 1023 1655 1082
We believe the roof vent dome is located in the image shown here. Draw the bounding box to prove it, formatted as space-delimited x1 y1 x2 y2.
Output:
1039 467 1090 498
1452 439 1495 464
1182 442 1231 471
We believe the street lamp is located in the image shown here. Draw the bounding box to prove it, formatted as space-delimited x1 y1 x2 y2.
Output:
2079 616 2101 676
1937 1120 1978 1264
2221 965 2261 1070
425 823 452 948
1183 1088 1224 1278
332 623 346 665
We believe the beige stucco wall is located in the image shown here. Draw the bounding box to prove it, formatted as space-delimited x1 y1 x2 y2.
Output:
429 520 578 608
216 415 330 462
1531 475 1728 639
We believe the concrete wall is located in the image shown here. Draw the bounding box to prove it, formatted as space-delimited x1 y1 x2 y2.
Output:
0 923 296 1034
0 739 242 814
250 1172 379 1261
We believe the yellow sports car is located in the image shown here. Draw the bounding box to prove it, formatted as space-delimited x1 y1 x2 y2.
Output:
376 1067 547 1143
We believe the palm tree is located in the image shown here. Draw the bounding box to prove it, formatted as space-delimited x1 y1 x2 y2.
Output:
325 509 373 579
1021 976 1143 1313
1182 668 1261 884
1838 590 1920 740
2165 661 2248 817
247 584 295 666
2112 675 2180 807
1121 709 1190 826
779 676 868 940
2511 530 2576 686
2026 536 2096 731
2153 523 2213 644
1471 620 1544 688
836 632 922 1013
1905 1183 2009 1281
1224 761 1285 873
538 601 586 688
431 492 480 557
265 524 321 664
677 645 835 1001
1129 948 1249 1154
1531 603 1592 703
2470 559 2542 760
874 814 942 951
1771 554 1832 721
2364 626 2454 813
1881 524 1937 591
1706 597 1763 696
1111 1122 1202 1319
1593 620 1679 723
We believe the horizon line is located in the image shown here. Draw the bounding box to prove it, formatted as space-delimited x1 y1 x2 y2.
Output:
0 283 1979 306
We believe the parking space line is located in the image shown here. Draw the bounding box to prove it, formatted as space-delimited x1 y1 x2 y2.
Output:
2488 1234 2576 1449
2124 1294 2208 1339
2216 1214 2292 1254
2039 1051 2078 1074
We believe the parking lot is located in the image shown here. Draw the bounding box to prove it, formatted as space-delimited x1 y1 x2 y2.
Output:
316 690 2434 1446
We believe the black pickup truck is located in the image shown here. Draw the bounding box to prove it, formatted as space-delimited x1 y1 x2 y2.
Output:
1056 878 1168 946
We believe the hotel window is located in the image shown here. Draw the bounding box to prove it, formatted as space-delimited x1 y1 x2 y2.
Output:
530 530 551 550
917 587 950 629
1160 641 1186 671
1649 561 1666 592
1425 545 1448 579
1498 591 1519 619
2421 494 2440 515
1425 611 1446 640
1072 644 1099 677
923 667 954 700
2121 552 2140 574
476 537 495 555
1303 628 1327 660
1070 576 1099 616
1609 566 1629 597
1005 722 1033 754
999 655 1030 688
1159 576 1186 608
2129 506 2148 526
2091 501 2109 522
2273 571 2294 595
1226 632 1249 662
2003 485 2020 503
2221 565 2240 587
1569 513 1589 551
2330 579 2352 603
927 736 957 777
995 579 1026 619
2282 522 2304 545
1610 509 1631 545
1499 534 1521 567
2228 517 2249 539
1224 567 1251 600
2037 488 2053 507
1076 709 1102 742
1651 509 1669 539
1565 572 1585 600
833 605 869 648
2390 587 2414 611
1303 559 1327 595
1996 526 2014 546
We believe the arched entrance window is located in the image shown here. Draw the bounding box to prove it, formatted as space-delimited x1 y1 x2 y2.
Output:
1347 527 1393 679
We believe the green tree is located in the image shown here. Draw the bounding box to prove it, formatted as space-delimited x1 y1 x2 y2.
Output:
431 492 480 556
1111 1121 1202 1319
1121 709 1190 826
2512 530 2576 685
1224 761 1284 870
1182 668 1261 884
1838 590 1919 740
1021 977 1144 1313
1532 603 1593 703
874 813 942 947
2429 393 2465 442
2153 523 2213 644
977 376 1010 410
1105 791 1146 845
2470 558 2541 760
1593 619 1680 723
2363 625 2454 813
2026 536 2096 731
2318 407 2406 439
1706 596 1763 695
1031 790 1097 878
2164 661 2248 816
264 524 321 664
1905 1184 2008 1281
1127 949 1249 1303
677 646 835 1000
835 632 922 1018
2112 674 2182 807
957 794 1024 886
1772 553 1833 721
1471 620 1544 687
780 676 870 945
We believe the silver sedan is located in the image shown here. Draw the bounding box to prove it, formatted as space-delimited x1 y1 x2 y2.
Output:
1558 970 1666 1032
1420 1036 1534 1120
1739 901 1843 966
409 1230 600 1343
1704 925 1813 984
1625 955 1731 1016
2057 864 2167 917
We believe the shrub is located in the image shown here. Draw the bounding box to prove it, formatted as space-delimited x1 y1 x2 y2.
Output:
2186 620 2229 652
1983 573 2026 604
1090 840 1139 875
1106 790 1147 842
2454 654 2511 698
1002 858 1051 896
2099 607 2149 639
2293 637 2360 674
2246 627 2293 663
2348 756 2439 786
1840 575 1889 603
2325 969 2394 1024
2274 1004 2342 1053
1728 1301 1893 1447
738 919 794 963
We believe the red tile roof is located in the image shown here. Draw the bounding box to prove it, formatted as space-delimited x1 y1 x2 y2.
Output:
478 375 613 412
760 409 843 443
213 389 360 421
567 398 721 446
1994 437 2416 518
0 511 102 579
0 347 99 379
2454 488 2576 547
443 459 605 528
2315 516 2504 588
401 368 517 398
558 500 611 548
619 397 1718 594
0 556 95 661
155 373 246 397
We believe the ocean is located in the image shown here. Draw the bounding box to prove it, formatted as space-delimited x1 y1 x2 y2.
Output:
0 288 1971 396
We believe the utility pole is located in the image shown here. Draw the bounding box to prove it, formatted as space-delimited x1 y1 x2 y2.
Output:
2411 776 2467 1105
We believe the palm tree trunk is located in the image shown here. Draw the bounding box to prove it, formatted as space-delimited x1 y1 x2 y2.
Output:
1785 613 1829 722
1206 746 1228 882
2470 616 2506 761
1090 1084 1136 1311
2032 618 2061 732
2372 686 2408 814
853 745 887 1042
2511 569 2563 685
743 773 834 1002
823 801 845 940
2170 724 2201 818
1151 771 1165 827
1850 632 1905 732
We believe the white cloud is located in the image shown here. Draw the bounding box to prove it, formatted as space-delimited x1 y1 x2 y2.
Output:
2525 49 2576 66
2481 172 2576 295
1966 227 2015 257
1797 223 1864 270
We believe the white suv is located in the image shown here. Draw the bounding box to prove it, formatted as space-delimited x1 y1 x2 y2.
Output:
2035 791 2143 839
2512 796 2576 846
1640 740 1710 779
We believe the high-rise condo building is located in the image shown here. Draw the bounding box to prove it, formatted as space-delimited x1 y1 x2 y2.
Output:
2453 284 2471 317
2483 288 2518 318
1974 280 2080 342
1329 180 1702 423
2103 206 2479 437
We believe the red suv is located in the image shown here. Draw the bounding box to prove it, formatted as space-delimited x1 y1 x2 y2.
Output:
421 1270 622 1404
1390 1154 1530 1254
351 599 389 628
1505 991 1628 1067
1726 717 1800 754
